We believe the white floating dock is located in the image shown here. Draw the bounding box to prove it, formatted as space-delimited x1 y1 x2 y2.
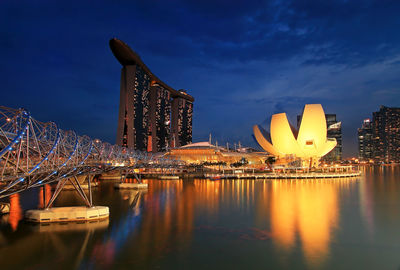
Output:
25 206 109 223
29 218 109 232
114 183 148 189
158 175 180 180
0 203 10 214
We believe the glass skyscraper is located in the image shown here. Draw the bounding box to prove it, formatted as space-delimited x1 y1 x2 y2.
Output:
358 119 373 161
371 106 400 163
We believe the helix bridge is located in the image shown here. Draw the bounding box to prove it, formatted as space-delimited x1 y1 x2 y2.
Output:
0 106 178 203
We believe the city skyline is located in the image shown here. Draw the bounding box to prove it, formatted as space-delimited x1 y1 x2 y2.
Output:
1 1 400 157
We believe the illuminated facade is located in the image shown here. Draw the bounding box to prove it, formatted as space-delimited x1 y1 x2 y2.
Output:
165 142 268 164
297 114 342 162
358 119 373 161
253 104 337 166
110 38 194 152
372 106 400 163
149 83 171 152
171 96 193 147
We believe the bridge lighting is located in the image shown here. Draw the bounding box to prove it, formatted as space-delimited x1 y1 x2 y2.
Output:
0 105 170 198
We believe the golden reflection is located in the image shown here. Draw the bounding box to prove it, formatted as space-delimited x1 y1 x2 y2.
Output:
38 184 52 209
270 182 296 250
9 194 22 231
269 180 344 267
192 180 256 216
133 180 195 260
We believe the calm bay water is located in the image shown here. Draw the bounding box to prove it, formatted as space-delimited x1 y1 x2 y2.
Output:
1 166 400 269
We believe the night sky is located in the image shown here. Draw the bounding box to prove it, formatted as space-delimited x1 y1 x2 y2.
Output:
1 0 400 157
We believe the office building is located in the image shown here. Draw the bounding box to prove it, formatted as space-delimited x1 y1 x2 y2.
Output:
372 106 400 163
358 119 373 161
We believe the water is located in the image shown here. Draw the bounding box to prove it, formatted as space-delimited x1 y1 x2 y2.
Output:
1 166 400 269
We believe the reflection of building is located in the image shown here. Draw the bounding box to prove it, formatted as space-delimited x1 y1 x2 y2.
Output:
133 181 195 266
269 180 339 267
358 119 373 161
110 38 194 152
372 106 400 163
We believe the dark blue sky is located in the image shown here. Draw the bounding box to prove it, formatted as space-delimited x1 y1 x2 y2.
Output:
1 0 400 157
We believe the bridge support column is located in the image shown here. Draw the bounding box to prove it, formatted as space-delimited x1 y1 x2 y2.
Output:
25 175 109 223
0 202 10 214
114 169 148 189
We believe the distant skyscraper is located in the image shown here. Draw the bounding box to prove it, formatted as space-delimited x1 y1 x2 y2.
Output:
358 119 373 161
297 113 342 162
110 38 194 152
372 106 400 163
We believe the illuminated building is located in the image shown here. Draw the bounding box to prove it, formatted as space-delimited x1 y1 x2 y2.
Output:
165 141 268 165
110 38 194 152
358 119 373 161
149 83 171 152
297 114 342 162
253 104 337 166
171 95 193 147
372 106 400 163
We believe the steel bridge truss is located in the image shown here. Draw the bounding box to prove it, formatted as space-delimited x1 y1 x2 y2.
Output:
0 106 171 200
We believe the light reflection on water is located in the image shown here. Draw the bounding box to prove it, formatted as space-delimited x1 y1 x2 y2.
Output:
1 168 400 269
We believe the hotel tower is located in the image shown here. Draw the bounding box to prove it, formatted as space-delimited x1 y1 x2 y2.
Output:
109 38 194 152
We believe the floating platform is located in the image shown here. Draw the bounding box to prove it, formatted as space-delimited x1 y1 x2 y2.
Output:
158 175 180 180
29 218 109 232
114 183 148 189
25 206 109 223
0 203 10 214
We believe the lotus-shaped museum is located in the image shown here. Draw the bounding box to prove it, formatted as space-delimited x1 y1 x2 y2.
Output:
253 104 336 160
